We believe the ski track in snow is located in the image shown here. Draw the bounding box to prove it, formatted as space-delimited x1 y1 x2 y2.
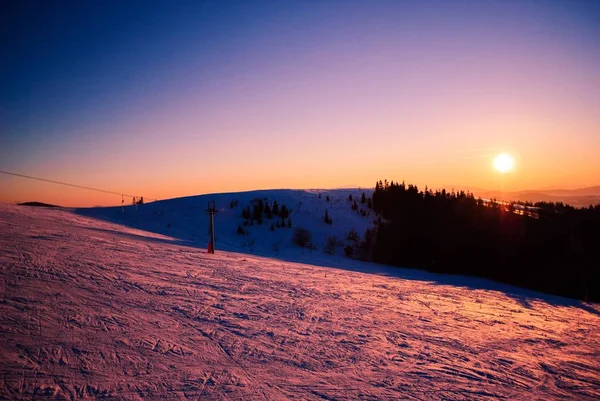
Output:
1 204 599 400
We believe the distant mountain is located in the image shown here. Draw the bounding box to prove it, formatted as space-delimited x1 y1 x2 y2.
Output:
543 186 600 197
454 186 600 207
18 202 61 208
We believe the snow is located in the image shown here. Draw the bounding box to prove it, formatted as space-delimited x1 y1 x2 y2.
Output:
1 200 599 400
75 189 376 263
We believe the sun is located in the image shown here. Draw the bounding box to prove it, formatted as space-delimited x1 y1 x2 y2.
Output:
493 153 514 173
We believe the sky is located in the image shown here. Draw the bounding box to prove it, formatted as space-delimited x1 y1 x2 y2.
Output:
1 0 599 207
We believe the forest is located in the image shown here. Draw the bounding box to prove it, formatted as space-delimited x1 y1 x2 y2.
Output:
368 180 600 301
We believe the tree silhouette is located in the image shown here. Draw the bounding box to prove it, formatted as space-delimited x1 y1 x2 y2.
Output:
324 209 332 224
366 179 600 301
242 206 251 220
252 204 262 222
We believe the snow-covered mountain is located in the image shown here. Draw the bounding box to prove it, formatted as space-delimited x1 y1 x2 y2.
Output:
76 189 377 264
1 203 599 400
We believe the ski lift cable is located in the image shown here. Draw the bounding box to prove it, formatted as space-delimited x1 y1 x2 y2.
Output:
0 170 157 201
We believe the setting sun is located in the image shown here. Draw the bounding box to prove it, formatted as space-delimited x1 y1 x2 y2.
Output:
493 153 515 174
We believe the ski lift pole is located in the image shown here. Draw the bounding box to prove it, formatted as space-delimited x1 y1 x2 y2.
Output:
205 201 218 254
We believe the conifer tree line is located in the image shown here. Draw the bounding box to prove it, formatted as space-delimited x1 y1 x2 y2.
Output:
238 198 292 234
366 180 600 301
348 192 372 216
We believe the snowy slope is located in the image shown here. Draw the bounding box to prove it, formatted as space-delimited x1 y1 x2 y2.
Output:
1 204 599 400
76 189 376 263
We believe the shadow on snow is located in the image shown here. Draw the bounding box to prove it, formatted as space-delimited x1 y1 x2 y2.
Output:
73 206 600 316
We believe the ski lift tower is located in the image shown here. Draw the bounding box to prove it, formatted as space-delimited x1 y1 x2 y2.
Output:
205 201 218 254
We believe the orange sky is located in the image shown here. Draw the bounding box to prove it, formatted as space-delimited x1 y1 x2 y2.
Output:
2 2 599 207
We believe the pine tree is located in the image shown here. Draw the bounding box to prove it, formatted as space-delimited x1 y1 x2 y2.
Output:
361 193 366 204
324 209 332 224
257 199 264 215
242 206 251 220
272 201 279 216
264 203 272 219
287 218 292 228
270 223 275 231
280 204 289 219
344 245 354 257
252 204 262 222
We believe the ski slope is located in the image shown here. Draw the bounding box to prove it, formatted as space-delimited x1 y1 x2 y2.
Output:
1 203 599 400
76 189 376 263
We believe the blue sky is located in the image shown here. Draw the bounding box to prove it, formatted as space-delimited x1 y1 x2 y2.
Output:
1 1 599 205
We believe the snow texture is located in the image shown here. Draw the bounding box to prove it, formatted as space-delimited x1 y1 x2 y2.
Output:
76 189 376 263
1 200 599 400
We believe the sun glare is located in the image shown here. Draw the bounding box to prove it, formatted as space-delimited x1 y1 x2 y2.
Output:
493 153 514 173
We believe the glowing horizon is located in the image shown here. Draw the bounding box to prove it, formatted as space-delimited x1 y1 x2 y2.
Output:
2 1 599 207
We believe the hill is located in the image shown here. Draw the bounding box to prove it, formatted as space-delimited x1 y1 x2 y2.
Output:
1 204 599 400
76 189 376 264
74 187 600 301
18 201 61 208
